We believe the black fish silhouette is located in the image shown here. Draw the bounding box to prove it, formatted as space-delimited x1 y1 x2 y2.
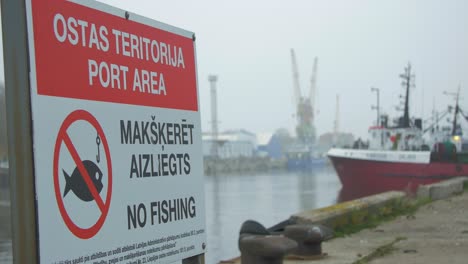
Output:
63 160 103 202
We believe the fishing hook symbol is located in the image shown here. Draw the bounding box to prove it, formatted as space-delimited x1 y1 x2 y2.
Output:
96 133 101 163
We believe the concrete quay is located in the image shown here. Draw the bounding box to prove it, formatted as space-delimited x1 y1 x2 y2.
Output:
222 177 468 264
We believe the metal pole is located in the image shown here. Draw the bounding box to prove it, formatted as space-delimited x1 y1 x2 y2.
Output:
371 87 380 126
377 90 380 127
208 75 218 159
377 89 382 147
0 0 38 263
371 87 382 148
452 85 460 136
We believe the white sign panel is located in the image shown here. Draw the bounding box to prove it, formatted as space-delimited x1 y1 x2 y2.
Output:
25 0 206 263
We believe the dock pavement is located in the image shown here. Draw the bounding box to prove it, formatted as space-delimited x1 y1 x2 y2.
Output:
223 177 468 264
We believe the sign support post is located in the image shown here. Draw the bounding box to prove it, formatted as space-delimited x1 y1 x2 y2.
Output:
182 253 205 264
0 0 39 263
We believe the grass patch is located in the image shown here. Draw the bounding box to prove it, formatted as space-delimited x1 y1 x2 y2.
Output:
333 198 431 238
333 220 379 238
464 181 468 191
352 237 407 264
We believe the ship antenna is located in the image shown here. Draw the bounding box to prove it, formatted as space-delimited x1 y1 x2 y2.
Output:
399 62 415 128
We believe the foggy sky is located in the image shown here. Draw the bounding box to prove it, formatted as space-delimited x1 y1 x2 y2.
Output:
5 0 468 139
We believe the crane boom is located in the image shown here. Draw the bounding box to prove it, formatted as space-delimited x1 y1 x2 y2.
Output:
290 48 302 105
309 56 318 120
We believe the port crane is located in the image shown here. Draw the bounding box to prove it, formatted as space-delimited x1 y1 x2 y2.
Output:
290 49 317 145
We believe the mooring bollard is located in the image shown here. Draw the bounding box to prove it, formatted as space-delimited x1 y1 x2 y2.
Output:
283 224 334 257
238 220 297 264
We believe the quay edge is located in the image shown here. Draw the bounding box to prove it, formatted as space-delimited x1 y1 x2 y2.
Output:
290 191 408 230
291 176 468 230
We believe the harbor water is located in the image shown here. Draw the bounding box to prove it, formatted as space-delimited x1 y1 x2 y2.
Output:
205 164 341 263
0 240 11 264
0 165 342 264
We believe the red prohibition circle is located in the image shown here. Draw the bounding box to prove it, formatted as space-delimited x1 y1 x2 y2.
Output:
53 110 112 239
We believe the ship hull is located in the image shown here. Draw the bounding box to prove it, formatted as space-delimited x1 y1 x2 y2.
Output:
328 148 468 200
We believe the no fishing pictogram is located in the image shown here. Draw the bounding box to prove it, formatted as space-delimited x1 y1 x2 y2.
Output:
53 110 112 239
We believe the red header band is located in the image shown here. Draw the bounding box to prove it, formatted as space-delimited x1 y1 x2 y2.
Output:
31 0 198 111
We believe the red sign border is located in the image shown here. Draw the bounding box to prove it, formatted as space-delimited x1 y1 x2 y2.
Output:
53 109 113 239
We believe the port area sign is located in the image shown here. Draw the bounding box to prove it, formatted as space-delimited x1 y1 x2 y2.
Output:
25 0 206 263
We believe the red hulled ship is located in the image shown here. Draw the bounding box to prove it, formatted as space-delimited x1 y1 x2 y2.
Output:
328 63 468 201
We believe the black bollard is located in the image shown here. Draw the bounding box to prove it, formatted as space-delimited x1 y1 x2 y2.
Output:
283 224 334 257
239 220 297 264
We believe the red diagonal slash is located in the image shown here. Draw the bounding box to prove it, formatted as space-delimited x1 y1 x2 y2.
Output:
62 132 105 212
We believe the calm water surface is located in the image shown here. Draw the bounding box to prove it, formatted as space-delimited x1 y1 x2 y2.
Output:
205 165 341 263
0 240 11 264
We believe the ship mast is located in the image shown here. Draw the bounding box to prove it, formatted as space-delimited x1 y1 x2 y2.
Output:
452 85 460 136
399 62 414 128
444 85 461 136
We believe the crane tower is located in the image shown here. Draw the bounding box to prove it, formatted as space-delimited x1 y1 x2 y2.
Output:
290 49 317 145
